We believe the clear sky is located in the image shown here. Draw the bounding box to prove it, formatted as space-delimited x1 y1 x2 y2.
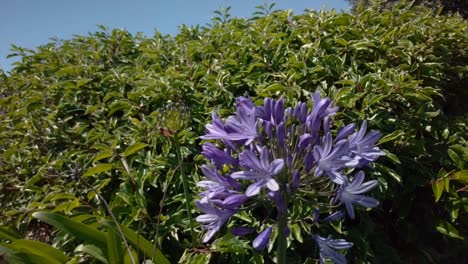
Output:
0 0 349 72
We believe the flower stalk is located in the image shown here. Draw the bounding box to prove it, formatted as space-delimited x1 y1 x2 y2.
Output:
174 135 196 246
276 188 288 264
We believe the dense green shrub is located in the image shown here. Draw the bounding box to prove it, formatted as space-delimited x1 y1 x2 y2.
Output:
347 0 468 19
0 3 467 263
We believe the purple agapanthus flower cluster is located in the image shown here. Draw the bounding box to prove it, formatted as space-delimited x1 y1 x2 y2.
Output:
196 92 384 263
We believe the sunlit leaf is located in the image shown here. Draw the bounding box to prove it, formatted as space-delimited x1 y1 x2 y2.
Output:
83 164 113 177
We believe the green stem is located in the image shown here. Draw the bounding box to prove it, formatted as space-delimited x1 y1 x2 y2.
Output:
81 178 136 264
174 136 196 246
276 190 288 264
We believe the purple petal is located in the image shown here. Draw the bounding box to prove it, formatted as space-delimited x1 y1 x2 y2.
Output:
222 194 249 208
246 180 265 197
298 133 312 149
231 227 255 236
335 123 356 142
322 210 345 222
291 170 300 192
276 122 286 148
266 178 279 191
305 151 314 173
270 159 285 175
253 227 272 251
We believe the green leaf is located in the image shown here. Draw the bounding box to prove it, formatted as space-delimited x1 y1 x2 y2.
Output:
106 226 123 264
0 227 21 241
448 149 463 169
378 131 404 145
453 170 468 183
0 244 54 264
211 233 250 254
123 247 138 264
435 221 464 240
291 223 303 243
376 164 401 183
94 151 114 162
382 150 401 164
75 244 109 264
123 142 148 157
100 220 170 264
83 164 113 177
32 212 107 248
432 179 444 202
2 239 69 264
178 250 211 264
52 198 81 213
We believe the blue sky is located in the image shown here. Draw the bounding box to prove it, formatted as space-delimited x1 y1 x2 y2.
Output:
0 0 349 71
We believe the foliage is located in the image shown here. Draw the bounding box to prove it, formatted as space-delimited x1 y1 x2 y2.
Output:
347 0 468 19
0 3 467 263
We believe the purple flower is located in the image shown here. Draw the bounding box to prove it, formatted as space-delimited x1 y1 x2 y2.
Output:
314 235 353 264
256 97 285 126
225 104 259 144
276 122 286 148
291 169 300 192
293 102 308 123
313 134 358 184
196 201 237 243
199 165 240 191
218 194 249 209
200 107 259 144
197 94 383 263
307 92 339 140
335 123 356 142
322 210 345 222
231 227 255 236
200 112 230 140
336 171 379 219
201 142 238 167
231 146 284 196
236 96 255 110
348 121 384 166
253 227 272 251
298 133 312 150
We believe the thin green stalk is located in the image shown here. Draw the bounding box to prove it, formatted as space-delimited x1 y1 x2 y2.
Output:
152 164 178 260
174 136 196 246
81 178 136 264
276 190 288 264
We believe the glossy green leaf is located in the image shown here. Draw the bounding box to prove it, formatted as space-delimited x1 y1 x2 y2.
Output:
291 223 303 243
435 221 464 240
32 212 107 248
2 239 69 264
432 179 444 202
106 226 123 264
378 131 404 145
100 220 170 264
75 244 109 264
448 149 463 169
121 225 169 264
0 244 55 264
0 227 21 241
123 247 138 264
453 170 468 183
123 142 148 157
94 151 114 162
82 164 113 177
